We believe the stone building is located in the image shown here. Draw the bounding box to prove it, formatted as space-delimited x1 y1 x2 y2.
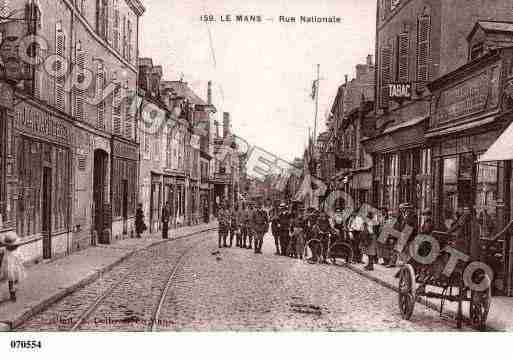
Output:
364 0 513 217
160 80 214 227
0 0 144 264
137 57 169 234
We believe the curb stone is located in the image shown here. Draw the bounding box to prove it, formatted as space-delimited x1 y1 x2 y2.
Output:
0 226 217 331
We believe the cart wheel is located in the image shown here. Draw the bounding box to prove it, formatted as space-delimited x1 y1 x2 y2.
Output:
327 243 353 265
470 276 491 331
398 266 415 320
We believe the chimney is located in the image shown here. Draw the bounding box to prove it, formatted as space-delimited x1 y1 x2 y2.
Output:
223 112 230 139
344 74 348 85
207 81 212 105
367 54 373 66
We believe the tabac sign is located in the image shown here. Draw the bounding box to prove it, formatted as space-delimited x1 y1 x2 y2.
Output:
388 83 412 101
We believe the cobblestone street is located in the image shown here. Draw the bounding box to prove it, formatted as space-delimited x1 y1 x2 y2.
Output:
18 230 473 331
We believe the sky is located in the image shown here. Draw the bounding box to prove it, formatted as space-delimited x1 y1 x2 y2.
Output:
140 0 376 162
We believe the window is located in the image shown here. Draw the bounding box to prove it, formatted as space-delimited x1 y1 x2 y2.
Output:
97 0 109 40
122 15 127 58
127 19 133 62
470 43 485 61
391 0 401 10
416 14 431 92
397 32 409 83
475 161 499 240
113 0 120 51
383 153 398 209
442 157 458 231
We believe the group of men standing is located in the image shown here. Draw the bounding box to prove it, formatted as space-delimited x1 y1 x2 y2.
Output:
217 200 270 254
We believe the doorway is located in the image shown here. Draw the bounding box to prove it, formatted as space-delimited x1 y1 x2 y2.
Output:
42 166 52 259
93 150 108 244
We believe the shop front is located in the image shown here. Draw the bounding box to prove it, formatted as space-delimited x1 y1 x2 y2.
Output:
111 137 138 241
0 82 15 235
427 48 513 295
363 113 430 216
12 98 73 262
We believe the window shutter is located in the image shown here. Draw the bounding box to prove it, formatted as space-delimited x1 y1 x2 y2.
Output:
124 81 133 139
380 44 392 108
112 78 122 134
96 62 105 129
113 4 120 52
397 32 409 83
416 15 431 92
122 16 126 58
0 1 9 18
74 46 86 121
55 26 66 112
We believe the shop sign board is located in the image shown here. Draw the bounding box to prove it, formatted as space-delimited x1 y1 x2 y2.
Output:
432 63 501 125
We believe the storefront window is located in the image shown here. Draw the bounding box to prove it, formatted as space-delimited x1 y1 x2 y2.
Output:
442 156 458 230
475 161 499 240
383 153 398 209
420 148 432 211
16 137 70 236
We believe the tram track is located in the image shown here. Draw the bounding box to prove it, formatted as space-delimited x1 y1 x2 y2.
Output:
18 229 216 331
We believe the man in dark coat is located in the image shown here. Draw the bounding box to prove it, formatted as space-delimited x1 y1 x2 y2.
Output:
161 202 171 239
278 204 292 256
271 207 281 255
252 200 269 254
228 204 239 248
218 204 230 248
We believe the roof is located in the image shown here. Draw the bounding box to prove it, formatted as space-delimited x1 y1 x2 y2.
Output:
160 81 208 106
467 20 513 40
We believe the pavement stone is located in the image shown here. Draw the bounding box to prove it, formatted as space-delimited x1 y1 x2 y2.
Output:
0 222 217 331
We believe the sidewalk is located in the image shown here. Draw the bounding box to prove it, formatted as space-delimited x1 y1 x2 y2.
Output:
0 222 218 331
346 257 513 331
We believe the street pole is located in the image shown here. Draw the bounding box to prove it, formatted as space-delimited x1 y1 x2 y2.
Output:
313 64 320 146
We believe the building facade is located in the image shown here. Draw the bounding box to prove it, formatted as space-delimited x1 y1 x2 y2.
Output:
0 0 144 264
365 0 513 217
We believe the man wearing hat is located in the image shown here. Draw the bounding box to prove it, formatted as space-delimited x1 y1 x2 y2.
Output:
252 199 270 254
270 205 281 255
217 203 230 248
0 232 26 301
278 203 292 256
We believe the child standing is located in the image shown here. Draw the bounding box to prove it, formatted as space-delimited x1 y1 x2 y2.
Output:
0 232 26 301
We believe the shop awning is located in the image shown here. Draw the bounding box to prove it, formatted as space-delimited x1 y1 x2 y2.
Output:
478 120 513 162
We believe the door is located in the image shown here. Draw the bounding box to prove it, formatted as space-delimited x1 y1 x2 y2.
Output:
42 167 52 259
93 150 107 243
122 179 128 234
